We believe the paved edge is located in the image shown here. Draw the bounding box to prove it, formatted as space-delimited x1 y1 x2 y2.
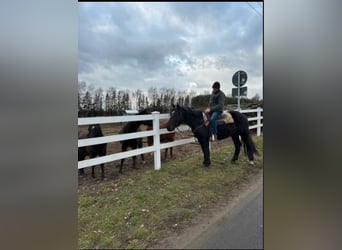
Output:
149 168 263 249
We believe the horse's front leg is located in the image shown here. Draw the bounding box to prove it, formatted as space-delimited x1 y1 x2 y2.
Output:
140 154 145 164
132 155 137 169
231 133 241 163
132 144 138 169
139 146 145 164
78 169 84 175
100 164 105 179
120 145 126 173
197 135 210 167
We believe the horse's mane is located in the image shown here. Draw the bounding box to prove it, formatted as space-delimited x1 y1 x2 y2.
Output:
120 109 151 134
178 106 204 130
182 106 202 117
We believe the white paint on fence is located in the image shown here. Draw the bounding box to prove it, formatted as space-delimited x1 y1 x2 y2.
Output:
152 111 161 170
78 108 263 171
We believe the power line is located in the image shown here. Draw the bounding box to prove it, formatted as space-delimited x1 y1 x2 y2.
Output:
257 2 263 15
247 2 262 17
247 2 262 16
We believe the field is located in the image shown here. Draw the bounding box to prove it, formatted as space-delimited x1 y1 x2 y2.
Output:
78 123 263 249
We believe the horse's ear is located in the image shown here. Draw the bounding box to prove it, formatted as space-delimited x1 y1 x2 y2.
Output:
176 103 180 109
171 103 175 108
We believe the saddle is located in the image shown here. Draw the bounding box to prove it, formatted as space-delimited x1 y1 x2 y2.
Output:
203 110 234 127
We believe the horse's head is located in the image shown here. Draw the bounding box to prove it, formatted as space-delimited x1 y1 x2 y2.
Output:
167 103 183 131
139 109 153 126
88 124 103 138
138 108 150 115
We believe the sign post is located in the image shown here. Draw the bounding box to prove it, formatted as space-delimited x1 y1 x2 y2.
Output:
238 72 241 111
232 87 247 97
232 70 247 111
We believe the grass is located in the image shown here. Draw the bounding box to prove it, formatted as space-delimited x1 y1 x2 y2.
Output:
78 135 263 249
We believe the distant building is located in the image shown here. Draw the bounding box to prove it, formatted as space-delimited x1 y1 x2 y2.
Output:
124 109 139 115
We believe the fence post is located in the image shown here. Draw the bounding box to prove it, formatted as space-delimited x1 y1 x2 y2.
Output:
257 107 261 136
152 111 161 170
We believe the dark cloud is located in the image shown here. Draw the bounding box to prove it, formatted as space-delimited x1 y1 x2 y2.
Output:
78 2 263 98
79 3 190 72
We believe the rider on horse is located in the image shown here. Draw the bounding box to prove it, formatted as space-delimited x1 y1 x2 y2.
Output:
204 81 226 141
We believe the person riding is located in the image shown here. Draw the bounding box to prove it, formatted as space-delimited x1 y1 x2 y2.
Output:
204 81 226 141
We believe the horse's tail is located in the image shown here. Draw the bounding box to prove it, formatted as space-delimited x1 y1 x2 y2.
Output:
242 132 260 157
243 142 247 157
229 111 260 157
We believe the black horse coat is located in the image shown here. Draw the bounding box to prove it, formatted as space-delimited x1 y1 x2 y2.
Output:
78 124 107 178
167 104 258 167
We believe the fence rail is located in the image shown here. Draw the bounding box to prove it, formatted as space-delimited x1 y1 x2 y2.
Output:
78 108 263 171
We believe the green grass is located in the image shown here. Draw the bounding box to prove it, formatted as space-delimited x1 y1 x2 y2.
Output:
78 135 263 249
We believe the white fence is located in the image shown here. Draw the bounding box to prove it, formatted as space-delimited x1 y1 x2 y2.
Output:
240 107 263 136
78 108 263 171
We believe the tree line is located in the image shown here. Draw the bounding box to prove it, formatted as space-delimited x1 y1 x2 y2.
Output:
78 81 262 117
78 81 197 117
191 93 262 110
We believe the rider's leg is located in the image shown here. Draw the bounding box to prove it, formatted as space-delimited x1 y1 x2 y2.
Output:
210 111 221 141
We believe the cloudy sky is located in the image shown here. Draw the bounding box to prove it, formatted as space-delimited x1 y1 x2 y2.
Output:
79 2 263 99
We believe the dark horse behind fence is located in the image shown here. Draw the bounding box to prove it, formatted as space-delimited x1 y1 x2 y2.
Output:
119 109 150 173
78 124 107 178
166 104 259 168
146 121 175 159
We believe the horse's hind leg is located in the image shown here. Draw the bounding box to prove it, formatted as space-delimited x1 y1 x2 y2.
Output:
100 164 105 179
240 133 255 163
132 155 137 169
120 159 125 173
164 148 168 159
231 133 241 163
78 154 86 176
91 166 95 178
138 140 145 164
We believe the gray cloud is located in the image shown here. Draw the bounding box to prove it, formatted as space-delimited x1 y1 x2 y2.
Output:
79 2 263 98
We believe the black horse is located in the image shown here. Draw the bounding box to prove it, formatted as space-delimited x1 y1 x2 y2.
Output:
166 104 259 167
119 109 150 173
78 124 107 178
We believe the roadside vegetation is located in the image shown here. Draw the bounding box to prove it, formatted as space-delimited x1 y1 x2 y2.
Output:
78 136 263 249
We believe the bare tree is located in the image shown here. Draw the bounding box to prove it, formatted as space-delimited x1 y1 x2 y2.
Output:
93 87 104 114
251 93 261 102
